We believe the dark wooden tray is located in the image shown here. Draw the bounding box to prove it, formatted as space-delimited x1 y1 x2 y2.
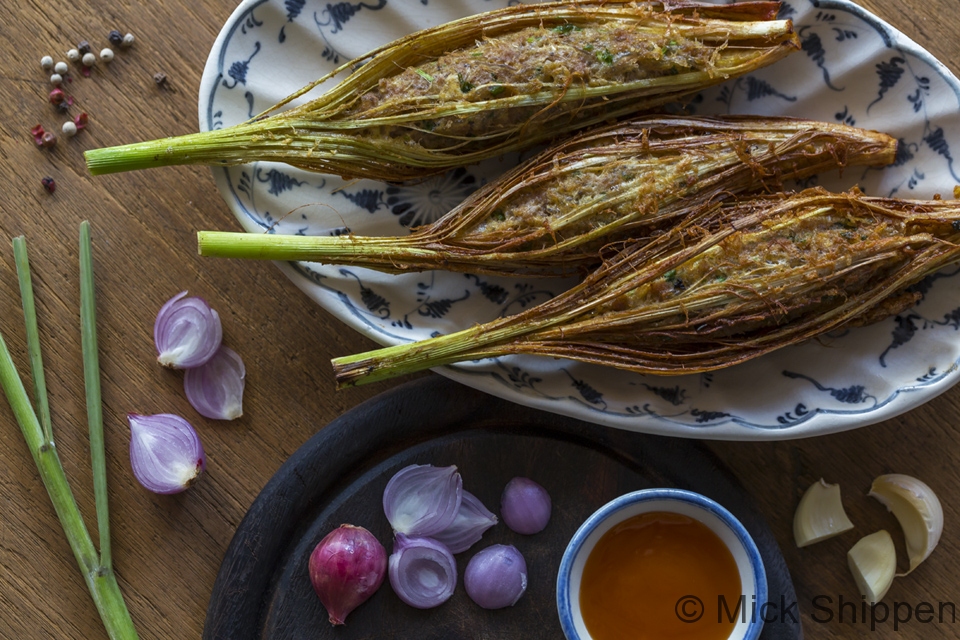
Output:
203 375 802 639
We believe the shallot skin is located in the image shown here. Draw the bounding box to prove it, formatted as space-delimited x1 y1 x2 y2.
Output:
309 524 387 625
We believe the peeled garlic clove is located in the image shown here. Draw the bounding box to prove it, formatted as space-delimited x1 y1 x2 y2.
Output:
847 530 896 603
868 474 943 576
382 464 462 537
793 478 855 547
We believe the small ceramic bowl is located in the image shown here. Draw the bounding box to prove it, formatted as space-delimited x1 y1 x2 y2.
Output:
557 488 767 640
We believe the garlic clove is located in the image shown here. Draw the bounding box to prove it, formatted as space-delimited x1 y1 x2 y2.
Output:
793 478 855 547
868 474 943 576
847 530 897 603
382 464 462 537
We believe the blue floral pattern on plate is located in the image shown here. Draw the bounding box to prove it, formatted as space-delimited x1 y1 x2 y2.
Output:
199 0 960 440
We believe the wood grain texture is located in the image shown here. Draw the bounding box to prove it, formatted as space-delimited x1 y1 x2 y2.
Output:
0 0 957 638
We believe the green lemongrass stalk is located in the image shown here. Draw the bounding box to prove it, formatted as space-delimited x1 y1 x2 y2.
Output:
80 222 112 573
198 116 897 276
332 188 960 387
13 238 52 444
1 233 138 639
85 1 799 181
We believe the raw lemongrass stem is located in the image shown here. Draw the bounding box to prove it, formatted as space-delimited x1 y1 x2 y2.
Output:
80 221 112 573
13 237 52 444
2 233 138 639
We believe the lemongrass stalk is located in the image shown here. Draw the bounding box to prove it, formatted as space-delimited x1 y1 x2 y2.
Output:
80 221 112 574
331 189 960 387
13 237 52 445
85 1 799 181
2 234 138 639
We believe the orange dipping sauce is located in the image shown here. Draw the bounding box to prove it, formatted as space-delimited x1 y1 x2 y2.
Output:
579 511 741 640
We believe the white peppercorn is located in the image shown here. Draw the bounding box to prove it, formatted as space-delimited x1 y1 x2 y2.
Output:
62 121 78 137
67 49 80 62
54 61 68 75
81 52 96 67
50 73 63 86
121 33 135 48
100 48 114 63
41 56 54 70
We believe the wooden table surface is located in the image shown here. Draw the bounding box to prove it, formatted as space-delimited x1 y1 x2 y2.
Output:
1 1 958 638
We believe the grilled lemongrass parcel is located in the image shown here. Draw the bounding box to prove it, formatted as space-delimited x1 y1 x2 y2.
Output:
85 1 799 181
332 188 960 387
198 116 896 276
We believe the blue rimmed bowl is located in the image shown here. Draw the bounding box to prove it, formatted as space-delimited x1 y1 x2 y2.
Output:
557 489 767 640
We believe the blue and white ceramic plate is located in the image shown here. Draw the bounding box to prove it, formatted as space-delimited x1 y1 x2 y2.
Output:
200 0 960 440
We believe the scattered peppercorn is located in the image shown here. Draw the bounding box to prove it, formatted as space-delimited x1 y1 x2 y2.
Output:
108 30 123 46
77 40 92 55
49 88 67 105
82 52 96 67
153 72 168 87
121 33 135 48
41 177 56 194
41 56 54 70
40 132 57 148
54 61 68 75
31 124 46 145
50 73 63 86
67 49 80 62
62 121 78 137
100 48 114 63
73 112 89 130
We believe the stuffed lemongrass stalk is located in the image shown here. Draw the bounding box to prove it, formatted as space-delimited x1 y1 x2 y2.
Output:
332 188 960 387
85 1 799 181
198 116 896 276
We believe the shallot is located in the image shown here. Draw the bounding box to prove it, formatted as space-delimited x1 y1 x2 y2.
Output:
154 291 222 369
309 524 387 625
383 464 461 537
388 534 456 609
183 346 245 420
128 413 205 494
464 544 528 609
501 477 551 534
432 490 497 554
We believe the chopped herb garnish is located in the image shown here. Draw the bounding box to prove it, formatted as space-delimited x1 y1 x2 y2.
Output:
415 69 435 83
552 24 581 34
491 209 506 222
489 85 505 96
598 49 614 65
458 73 474 93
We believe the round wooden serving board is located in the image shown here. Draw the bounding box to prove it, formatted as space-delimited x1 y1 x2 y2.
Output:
203 376 801 639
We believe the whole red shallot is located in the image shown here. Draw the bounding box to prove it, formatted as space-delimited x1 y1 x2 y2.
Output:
309 524 387 625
